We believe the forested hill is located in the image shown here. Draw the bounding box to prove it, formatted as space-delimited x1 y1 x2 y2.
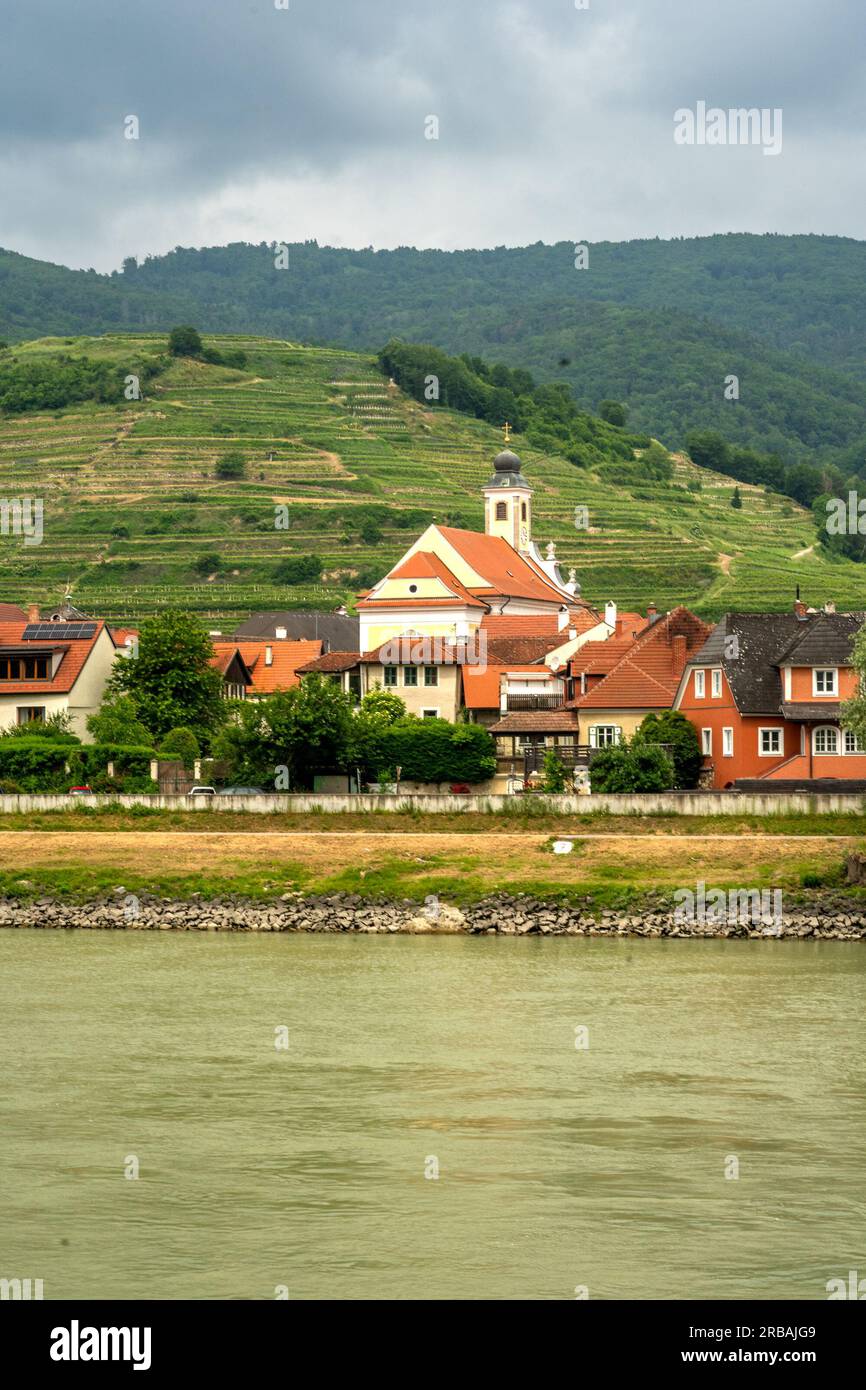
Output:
2 234 866 470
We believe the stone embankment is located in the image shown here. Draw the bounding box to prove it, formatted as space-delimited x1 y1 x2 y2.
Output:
1 891 865 939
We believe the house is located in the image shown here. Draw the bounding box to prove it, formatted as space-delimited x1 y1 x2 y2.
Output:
674 602 866 788
356 439 598 651
232 609 359 651
0 610 123 739
210 639 323 699
567 606 711 750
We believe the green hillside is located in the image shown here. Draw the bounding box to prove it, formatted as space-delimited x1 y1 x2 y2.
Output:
3 235 866 474
0 332 863 625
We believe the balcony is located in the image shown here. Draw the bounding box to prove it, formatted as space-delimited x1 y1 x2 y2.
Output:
503 693 565 712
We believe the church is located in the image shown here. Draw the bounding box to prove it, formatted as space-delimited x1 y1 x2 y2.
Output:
356 432 595 653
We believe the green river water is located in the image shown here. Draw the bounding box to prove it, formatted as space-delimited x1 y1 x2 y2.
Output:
1 930 864 1301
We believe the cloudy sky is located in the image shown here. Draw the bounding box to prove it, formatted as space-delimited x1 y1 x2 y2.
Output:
1 0 863 270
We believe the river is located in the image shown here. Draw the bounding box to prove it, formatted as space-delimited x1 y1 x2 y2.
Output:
1 930 864 1300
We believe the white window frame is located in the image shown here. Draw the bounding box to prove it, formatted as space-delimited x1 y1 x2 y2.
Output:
589 725 621 748
701 728 712 756
722 727 734 757
813 725 840 755
813 668 838 696
421 708 440 720
758 727 782 757
383 666 398 688
403 666 418 688
711 668 722 698
423 666 439 688
844 729 864 754
694 670 705 699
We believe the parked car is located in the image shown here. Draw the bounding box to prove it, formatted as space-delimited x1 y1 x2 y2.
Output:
68 785 93 796
219 786 266 796
187 785 216 797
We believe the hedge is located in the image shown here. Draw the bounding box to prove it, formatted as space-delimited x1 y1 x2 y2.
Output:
380 719 496 784
0 741 155 792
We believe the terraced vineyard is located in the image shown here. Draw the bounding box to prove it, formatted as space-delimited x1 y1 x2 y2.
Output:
0 332 863 624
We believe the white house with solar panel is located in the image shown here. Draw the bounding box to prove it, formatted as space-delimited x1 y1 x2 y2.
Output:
0 605 122 739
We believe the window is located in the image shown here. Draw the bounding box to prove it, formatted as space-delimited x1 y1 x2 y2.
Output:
589 725 620 748
16 706 47 724
521 502 527 521
722 727 734 757
813 669 837 696
711 669 722 698
495 501 507 521
845 730 864 754
424 667 438 687
701 728 712 756
694 670 705 698
403 666 418 687
814 726 839 755
383 667 397 688
421 709 439 720
0 654 51 680
759 728 782 756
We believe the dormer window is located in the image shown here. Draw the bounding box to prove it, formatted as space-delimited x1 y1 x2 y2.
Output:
813 669 837 696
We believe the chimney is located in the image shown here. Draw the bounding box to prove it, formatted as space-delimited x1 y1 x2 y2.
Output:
647 603 657 621
275 625 287 640
558 607 569 632
265 644 274 667
824 600 836 615
615 617 624 638
604 600 617 630
793 599 807 619
27 603 40 622
568 628 577 642
672 634 687 671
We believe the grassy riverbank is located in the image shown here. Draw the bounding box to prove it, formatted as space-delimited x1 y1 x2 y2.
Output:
1 828 860 911
3 803 866 837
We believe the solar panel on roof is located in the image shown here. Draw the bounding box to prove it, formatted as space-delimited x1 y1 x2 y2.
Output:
22 623 96 641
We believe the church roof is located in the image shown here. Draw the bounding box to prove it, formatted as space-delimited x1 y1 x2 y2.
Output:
436 527 575 604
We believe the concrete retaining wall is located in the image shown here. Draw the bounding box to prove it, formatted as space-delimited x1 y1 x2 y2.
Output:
2 790 866 815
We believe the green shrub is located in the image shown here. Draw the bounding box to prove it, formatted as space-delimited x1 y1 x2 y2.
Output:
158 727 201 770
590 742 675 793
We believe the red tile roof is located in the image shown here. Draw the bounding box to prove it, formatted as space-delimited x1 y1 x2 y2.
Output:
573 608 712 710
489 709 580 734
211 639 322 693
462 663 559 710
437 527 576 604
0 618 108 694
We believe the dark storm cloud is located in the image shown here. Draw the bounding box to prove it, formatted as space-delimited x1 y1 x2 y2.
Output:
0 0 863 268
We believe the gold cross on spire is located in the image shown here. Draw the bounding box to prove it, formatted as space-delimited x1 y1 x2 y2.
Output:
503 421 511 445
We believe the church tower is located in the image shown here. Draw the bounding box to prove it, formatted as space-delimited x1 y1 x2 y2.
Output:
483 425 533 554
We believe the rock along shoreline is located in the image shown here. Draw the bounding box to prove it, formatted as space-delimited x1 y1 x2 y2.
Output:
1 892 865 939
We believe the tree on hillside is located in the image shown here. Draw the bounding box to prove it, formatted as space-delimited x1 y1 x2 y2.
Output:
168 325 203 357
685 429 730 474
633 710 702 789
731 486 742 509
107 610 225 744
215 450 245 479
599 399 627 427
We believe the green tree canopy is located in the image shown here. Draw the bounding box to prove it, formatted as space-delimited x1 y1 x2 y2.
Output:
168 325 203 357
108 609 225 744
86 694 154 747
633 710 702 789
158 726 201 769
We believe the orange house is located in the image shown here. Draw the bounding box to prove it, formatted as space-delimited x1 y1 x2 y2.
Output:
674 605 866 788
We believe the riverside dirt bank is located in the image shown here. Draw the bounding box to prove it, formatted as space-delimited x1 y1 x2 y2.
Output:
3 891 866 939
